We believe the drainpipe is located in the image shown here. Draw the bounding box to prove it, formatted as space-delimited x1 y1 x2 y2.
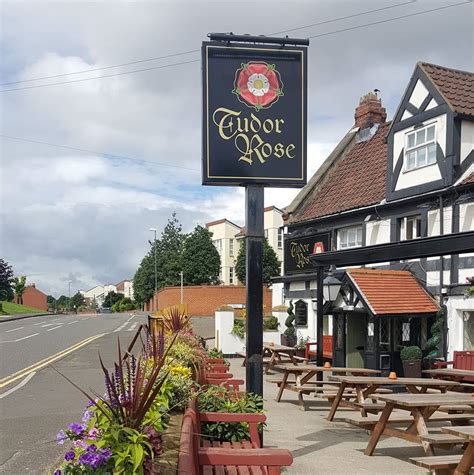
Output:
439 195 444 302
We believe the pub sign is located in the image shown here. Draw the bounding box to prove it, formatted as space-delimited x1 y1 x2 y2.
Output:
202 42 307 187
284 232 331 275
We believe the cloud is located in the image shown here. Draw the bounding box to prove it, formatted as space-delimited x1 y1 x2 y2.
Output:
1 0 472 295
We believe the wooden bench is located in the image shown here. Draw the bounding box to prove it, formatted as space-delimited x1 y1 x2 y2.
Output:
434 350 474 382
410 454 463 474
178 405 293 474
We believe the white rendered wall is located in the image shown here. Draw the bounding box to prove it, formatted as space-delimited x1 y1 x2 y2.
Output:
460 120 474 163
446 296 474 359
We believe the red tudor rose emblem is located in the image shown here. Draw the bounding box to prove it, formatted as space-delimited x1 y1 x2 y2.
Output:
233 62 284 111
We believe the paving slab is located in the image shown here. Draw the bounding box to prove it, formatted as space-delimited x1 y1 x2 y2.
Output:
229 360 464 474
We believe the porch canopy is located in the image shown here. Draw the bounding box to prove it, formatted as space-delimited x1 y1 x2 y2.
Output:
346 268 439 318
310 230 474 365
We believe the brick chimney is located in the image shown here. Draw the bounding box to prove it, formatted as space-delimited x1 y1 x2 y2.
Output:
354 91 387 129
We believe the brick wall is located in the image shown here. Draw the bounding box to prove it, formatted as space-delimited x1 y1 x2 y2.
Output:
19 285 48 311
146 285 272 316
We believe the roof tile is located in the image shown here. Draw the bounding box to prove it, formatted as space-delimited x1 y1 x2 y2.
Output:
348 268 439 316
420 62 474 117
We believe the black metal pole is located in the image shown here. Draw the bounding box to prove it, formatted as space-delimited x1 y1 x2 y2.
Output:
316 266 324 379
245 184 264 397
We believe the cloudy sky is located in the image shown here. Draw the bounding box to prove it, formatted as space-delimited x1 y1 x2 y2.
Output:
1 0 472 297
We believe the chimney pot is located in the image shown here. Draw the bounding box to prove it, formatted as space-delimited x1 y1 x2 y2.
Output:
354 91 387 129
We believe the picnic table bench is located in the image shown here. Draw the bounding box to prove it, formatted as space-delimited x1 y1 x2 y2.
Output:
411 426 474 474
270 365 380 410
363 393 474 456
327 376 460 421
424 368 474 386
178 402 293 474
239 343 299 373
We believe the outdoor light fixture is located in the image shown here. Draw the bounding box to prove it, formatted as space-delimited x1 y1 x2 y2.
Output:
323 267 342 302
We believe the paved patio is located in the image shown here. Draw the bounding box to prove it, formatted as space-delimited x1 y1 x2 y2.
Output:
229 359 448 475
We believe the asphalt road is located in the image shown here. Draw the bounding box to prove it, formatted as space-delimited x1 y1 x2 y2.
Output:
0 312 148 474
0 313 141 379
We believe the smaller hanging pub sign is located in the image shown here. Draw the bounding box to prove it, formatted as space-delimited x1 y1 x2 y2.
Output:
202 41 307 187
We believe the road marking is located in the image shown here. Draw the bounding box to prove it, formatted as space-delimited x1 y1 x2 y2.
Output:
5 326 24 333
83 318 89 321
113 315 134 333
41 323 57 327
2 333 40 343
127 322 138 332
34 321 48 326
47 325 63 332
67 320 79 325
0 333 106 388
0 372 37 399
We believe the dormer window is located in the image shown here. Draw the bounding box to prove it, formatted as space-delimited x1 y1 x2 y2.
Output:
405 124 436 171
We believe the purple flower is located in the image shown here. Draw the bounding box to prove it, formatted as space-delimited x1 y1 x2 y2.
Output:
73 440 88 449
99 448 112 459
64 451 75 461
82 410 93 424
68 422 84 435
86 399 95 408
54 470 61 475
56 430 67 445
87 444 97 453
87 427 99 440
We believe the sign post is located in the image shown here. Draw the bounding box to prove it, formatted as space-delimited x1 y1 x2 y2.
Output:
202 33 308 396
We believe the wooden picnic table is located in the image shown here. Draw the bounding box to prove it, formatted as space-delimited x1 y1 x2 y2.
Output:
327 376 460 421
441 426 474 474
424 368 474 383
263 342 298 374
274 365 380 404
365 392 474 456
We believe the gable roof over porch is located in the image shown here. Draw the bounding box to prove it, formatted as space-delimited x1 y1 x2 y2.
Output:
347 268 439 316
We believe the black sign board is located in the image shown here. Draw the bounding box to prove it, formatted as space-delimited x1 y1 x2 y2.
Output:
284 232 331 275
202 42 307 187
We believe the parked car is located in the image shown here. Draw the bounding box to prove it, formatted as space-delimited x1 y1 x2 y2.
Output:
99 307 112 314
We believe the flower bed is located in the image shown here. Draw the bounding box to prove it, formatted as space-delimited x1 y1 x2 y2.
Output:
52 304 263 474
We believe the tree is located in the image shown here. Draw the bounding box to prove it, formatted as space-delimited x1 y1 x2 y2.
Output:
0 258 14 301
156 213 186 287
133 213 186 306
235 238 281 285
70 291 85 309
102 291 122 308
47 295 57 311
182 225 221 285
12 275 26 305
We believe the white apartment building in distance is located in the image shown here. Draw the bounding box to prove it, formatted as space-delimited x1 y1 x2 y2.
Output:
206 206 284 285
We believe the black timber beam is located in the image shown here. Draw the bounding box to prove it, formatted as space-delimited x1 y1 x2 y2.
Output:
311 231 474 267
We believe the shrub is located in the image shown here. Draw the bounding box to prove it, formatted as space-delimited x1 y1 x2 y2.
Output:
197 386 264 442
400 345 422 361
162 304 191 333
231 319 245 339
263 315 279 331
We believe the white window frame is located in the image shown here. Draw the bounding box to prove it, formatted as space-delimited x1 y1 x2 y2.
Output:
404 123 437 172
337 225 362 250
401 215 422 240
229 267 234 284
214 239 222 252
229 239 234 257
264 229 269 239
277 228 283 249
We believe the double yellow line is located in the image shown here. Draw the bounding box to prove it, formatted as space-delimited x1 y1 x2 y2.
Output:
0 333 107 389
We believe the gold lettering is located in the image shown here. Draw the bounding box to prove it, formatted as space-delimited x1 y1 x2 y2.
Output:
286 144 296 158
275 119 284 133
290 242 311 269
212 107 241 140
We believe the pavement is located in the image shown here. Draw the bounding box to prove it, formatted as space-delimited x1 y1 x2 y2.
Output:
0 312 147 474
230 360 436 475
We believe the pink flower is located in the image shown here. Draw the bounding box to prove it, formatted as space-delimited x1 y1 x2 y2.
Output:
88 428 99 440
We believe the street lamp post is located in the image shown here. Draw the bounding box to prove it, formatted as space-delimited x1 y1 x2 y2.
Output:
68 280 72 313
149 228 158 309
180 271 184 304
